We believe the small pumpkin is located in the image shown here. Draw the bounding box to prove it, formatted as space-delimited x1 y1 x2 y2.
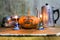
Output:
18 16 40 29
18 8 42 29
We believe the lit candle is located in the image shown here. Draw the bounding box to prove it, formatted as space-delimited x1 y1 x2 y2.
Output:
14 15 18 22
39 14 42 22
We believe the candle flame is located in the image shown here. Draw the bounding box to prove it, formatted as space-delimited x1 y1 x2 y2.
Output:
40 14 42 18
14 15 18 19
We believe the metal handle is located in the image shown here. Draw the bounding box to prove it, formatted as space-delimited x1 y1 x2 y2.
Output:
53 9 59 23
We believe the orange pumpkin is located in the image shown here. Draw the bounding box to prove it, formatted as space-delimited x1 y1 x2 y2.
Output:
18 8 42 29
18 16 41 29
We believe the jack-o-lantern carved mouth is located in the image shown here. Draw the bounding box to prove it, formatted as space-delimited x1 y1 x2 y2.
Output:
23 16 33 24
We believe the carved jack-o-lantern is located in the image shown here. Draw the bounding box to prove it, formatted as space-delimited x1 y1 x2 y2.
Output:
18 8 41 29
19 16 40 29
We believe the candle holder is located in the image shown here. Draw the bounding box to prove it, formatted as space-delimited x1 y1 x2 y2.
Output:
13 15 20 30
38 14 44 30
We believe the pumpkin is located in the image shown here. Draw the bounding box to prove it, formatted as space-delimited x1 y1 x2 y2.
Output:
18 16 41 29
18 8 42 29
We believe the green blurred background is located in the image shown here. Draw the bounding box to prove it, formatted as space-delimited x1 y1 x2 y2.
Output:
0 0 60 26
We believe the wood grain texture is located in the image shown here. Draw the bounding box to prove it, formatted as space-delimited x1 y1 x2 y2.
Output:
0 27 60 35
0 27 60 40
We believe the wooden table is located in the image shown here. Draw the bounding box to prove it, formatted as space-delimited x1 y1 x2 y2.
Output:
0 27 60 40
0 27 60 36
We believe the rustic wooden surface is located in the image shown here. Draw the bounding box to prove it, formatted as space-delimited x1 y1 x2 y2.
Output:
0 27 60 34
0 27 60 40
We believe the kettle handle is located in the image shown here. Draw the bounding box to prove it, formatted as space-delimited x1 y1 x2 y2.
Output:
53 9 59 23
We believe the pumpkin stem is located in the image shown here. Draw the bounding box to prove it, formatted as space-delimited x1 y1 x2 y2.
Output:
28 8 30 16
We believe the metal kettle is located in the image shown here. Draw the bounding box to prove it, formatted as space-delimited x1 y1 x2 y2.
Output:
41 5 59 27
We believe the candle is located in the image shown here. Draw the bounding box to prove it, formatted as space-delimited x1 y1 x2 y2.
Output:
14 15 18 22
